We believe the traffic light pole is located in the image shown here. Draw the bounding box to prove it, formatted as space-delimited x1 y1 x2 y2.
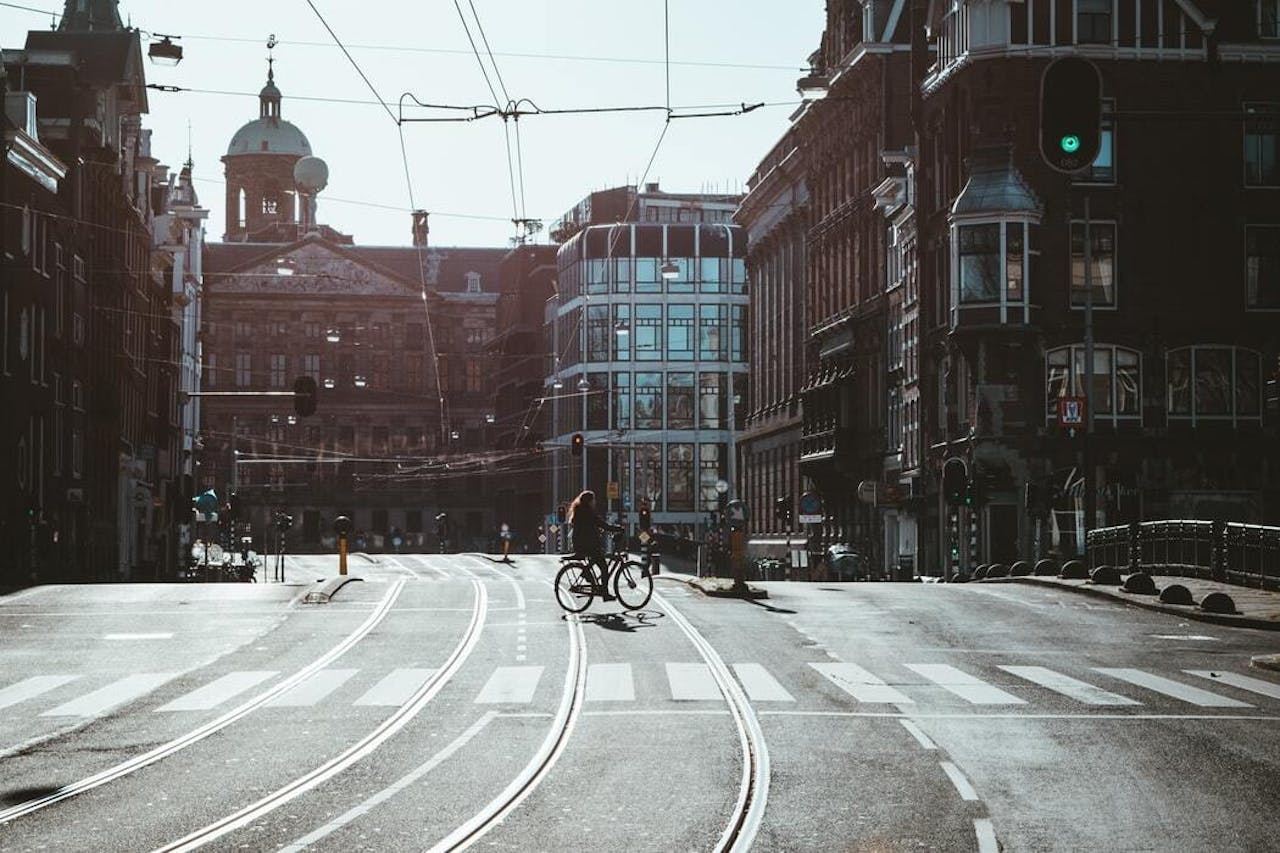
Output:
1082 193 1096 557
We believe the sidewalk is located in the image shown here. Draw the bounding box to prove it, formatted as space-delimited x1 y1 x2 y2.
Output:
654 551 768 599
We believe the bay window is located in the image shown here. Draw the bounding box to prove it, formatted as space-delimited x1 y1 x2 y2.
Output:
952 219 1035 324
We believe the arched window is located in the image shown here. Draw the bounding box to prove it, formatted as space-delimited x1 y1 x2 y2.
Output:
1166 346 1262 425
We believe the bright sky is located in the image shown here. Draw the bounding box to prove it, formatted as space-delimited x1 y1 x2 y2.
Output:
2 1 824 247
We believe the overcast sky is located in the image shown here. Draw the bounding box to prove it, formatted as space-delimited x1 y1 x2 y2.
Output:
2 1 824 247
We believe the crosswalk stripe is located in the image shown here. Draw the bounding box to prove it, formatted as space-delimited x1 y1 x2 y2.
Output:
810 662 913 704
733 663 796 702
155 671 278 712
41 673 175 717
666 663 722 701
1184 671 1280 702
475 666 544 704
1094 668 1252 708
0 675 80 710
354 669 436 706
906 664 1026 705
586 664 635 702
999 666 1139 706
266 669 359 707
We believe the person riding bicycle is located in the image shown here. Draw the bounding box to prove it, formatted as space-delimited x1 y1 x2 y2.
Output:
567 489 623 597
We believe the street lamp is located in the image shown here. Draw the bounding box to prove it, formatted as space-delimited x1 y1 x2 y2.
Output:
147 34 183 66
353 375 367 389
322 377 336 389
325 328 341 343
576 376 591 393
485 413 495 424
660 260 680 280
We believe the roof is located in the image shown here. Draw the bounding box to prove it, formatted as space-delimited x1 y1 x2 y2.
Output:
225 117 311 157
24 29 146 112
950 145 1042 220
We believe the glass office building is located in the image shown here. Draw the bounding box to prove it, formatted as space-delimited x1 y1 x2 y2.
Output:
548 221 748 538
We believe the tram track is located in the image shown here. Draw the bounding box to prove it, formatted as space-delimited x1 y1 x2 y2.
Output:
0 578 410 827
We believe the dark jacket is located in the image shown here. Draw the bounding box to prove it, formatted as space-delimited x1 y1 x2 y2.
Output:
569 502 621 556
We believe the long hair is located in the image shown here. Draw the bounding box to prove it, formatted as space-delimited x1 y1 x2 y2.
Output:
567 490 595 523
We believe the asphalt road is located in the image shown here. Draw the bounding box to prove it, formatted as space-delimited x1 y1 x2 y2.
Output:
1 553 1279 852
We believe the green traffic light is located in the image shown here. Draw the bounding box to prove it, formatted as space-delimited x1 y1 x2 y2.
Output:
1060 134 1081 154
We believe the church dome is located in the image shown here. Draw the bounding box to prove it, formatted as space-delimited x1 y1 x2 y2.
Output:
225 118 311 157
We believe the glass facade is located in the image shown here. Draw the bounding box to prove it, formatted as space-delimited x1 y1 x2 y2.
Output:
549 221 748 530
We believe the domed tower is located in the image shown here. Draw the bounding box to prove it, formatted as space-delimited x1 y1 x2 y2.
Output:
221 53 312 241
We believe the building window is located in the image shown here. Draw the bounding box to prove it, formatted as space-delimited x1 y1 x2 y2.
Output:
613 304 631 360
301 354 320 380
635 305 663 361
235 353 252 387
1247 225 1280 309
1070 221 1117 307
405 322 424 349
1046 345 1141 424
958 223 1001 303
1244 103 1279 187
587 372 609 429
1078 100 1115 183
270 354 287 388
587 304 611 362
731 306 747 362
205 353 217 389
465 360 482 393
1167 347 1262 424
1261 1 1280 38
667 444 694 511
700 304 726 361
465 272 482 293
405 356 422 392
953 221 1034 322
635 258 662 294
635 373 663 429
612 372 631 430
1076 0 1112 44
699 372 726 429
667 372 695 429
699 443 725 511
667 305 695 361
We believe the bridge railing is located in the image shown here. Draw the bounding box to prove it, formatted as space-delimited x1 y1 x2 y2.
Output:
1086 520 1280 590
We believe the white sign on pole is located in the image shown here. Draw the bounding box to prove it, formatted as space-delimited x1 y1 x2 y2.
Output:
797 514 823 524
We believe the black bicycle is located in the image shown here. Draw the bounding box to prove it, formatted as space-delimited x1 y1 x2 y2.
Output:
555 538 653 613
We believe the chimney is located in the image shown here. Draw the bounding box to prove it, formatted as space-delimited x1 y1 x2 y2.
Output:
644 182 660 194
412 210 429 247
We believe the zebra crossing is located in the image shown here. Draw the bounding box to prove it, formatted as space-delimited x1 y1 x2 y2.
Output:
1 661 1278 722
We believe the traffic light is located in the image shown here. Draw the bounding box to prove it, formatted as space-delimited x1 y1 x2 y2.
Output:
556 504 567 524
293 375 317 417
1039 56 1102 173
638 502 652 530
774 496 793 526
942 458 968 506
224 492 238 521
570 432 584 457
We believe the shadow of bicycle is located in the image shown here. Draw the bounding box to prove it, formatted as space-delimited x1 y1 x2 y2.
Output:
569 610 665 632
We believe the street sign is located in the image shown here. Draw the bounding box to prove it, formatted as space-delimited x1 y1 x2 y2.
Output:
548 524 559 533
715 479 730 495
538 534 547 544
857 480 879 505
798 490 823 523
607 481 620 500
1058 396 1086 427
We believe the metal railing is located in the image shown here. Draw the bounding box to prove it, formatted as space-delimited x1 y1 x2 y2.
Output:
1086 520 1280 590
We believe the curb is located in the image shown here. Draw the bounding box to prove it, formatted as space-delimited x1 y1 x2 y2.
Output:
1251 654 1280 673
302 575 364 604
658 574 769 600
988 576 1280 631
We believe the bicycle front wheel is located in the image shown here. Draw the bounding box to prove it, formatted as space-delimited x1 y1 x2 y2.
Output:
555 563 595 613
612 560 653 610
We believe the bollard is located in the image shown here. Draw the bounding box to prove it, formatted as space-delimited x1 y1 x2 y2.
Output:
334 515 353 576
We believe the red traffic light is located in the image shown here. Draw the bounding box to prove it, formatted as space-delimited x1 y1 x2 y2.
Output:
571 433 584 457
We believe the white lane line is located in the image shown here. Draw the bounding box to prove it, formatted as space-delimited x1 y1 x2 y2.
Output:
906 664 1026 705
810 662 914 704
974 818 999 853
758 710 1280 721
277 712 498 853
474 666 544 704
899 719 936 749
733 664 796 702
586 663 635 702
1185 670 1280 701
509 577 526 612
583 709 731 717
666 663 723 701
155 672 278 713
42 674 176 717
0 676 80 710
353 669 436 707
103 633 174 641
1095 668 1253 708
1000 665 1140 706
939 761 981 801
266 669 359 707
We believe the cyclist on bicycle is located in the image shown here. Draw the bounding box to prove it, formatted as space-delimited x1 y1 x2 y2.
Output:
567 489 623 598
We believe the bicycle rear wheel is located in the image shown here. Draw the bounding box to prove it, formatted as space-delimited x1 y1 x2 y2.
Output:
612 560 653 610
555 563 595 613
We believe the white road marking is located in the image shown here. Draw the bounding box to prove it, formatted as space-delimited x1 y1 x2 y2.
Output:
1151 635 1218 641
42 673 175 717
277 712 498 853
810 662 913 704
475 666 544 704
974 818 999 853
1185 670 1280 701
1095 668 1252 708
266 669 358 707
586 663 635 702
104 633 174 640
999 665 1140 706
353 669 436 706
899 719 936 749
940 761 981 800
666 663 723 701
733 664 795 702
155 672 278 712
0 675 80 710
906 664 1026 705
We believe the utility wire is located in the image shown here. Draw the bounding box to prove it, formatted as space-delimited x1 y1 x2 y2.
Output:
302 0 398 125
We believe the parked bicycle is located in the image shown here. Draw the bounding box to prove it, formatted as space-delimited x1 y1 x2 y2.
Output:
555 535 654 612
